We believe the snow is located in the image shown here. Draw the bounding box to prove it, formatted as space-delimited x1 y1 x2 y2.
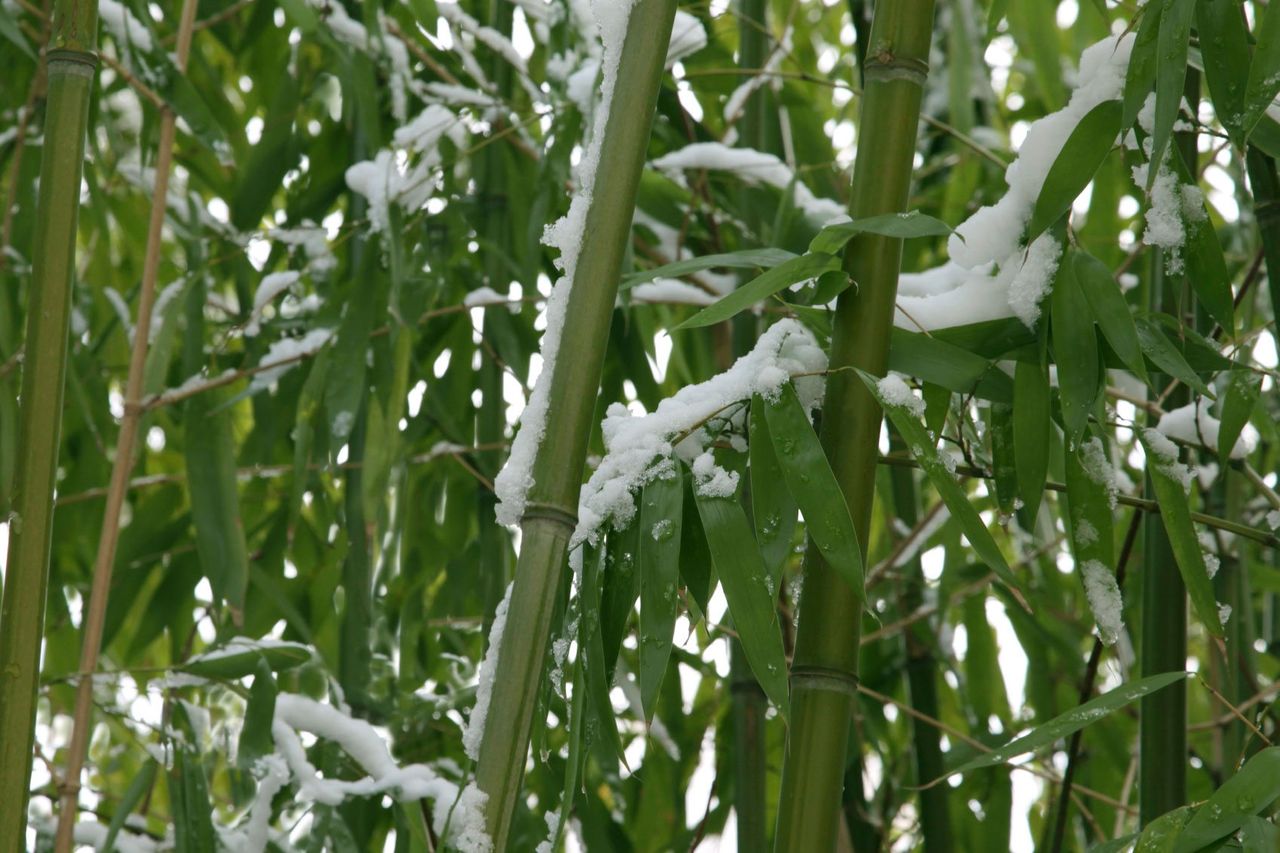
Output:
724 30 791 128
268 694 493 852
37 819 158 852
573 319 826 545
270 222 337 274
99 0 154 52
1005 234 1063 327
1156 398 1258 459
651 142 848 226
1078 437 1121 509
691 451 739 497
494 0 640 527
1075 518 1099 547
877 374 926 418
186 636 311 664
1217 602 1232 626
1080 559 1123 646
464 286 508 307
463 581 513 761
1142 427 1194 492
245 271 301 337
1268 510 1280 531
630 278 716 306
665 10 707 66
249 327 335 391
440 2 529 76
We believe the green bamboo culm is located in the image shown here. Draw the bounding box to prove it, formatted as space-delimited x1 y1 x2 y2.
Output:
473 2 677 847
0 1 99 846
773 0 936 849
1138 69 1199 825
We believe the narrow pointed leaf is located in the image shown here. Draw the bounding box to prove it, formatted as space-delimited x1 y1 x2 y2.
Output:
1218 370 1261 461
0 6 33 60
1140 431 1225 636
749 395 797 582
1196 0 1250 144
678 474 712 617
939 671 1188 780
808 210 954 255
1149 0 1195 187
1074 251 1148 383
1135 316 1214 396
762 384 865 604
584 543 625 769
861 371 1025 600
1088 833 1139 853
990 403 1018 516
1014 359 1051 523
1051 255 1100 445
1027 100 1122 242
237 659 278 769
1171 151 1236 333
180 640 311 679
184 389 250 611
1240 816 1280 853
694 490 790 716
1242 0 1280 138
1136 806 1194 852
639 470 683 720
620 248 798 290
1123 2 1163 130
1174 747 1280 852
673 253 838 330
101 759 158 853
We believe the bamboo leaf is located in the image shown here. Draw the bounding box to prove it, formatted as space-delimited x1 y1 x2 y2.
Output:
990 403 1018 516
673 252 839 330
237 658 278 769
861 371 1025 600
1139 431 1225 636
584 544 625 769
1149 0 1195 187
1240 816 1280 853
1196 0 1251 144
1051 255 1100 446
889 328 1013 401
0 6 33 60
1074 251 1149 383
1168 153 1236 333
1123 1 1163 130
180 640 312 679
694 490 790 716
101 759 157 853
1027 100 1122 242
184 388 250 611
1174 746 1280 852
678 474 713 617
639 469 683 720
1242 0 1280 138
808 210 954 255
169 704 218 853
749 395 797 582
1135 316 1215 397
1136 806 1194 852
1014 358 1051 524
762 384 865 605
939 671 1188 780
1218 370 1261 461
620 248 798 290
1088 833 1138 853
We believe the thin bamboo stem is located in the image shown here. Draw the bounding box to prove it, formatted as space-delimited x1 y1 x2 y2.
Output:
52 2 198 845
472 4 677 847
0 0 99 846
773 1 936 849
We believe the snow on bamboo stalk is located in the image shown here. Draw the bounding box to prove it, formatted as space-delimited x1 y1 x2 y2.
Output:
0 1 99 846
474 2 678 848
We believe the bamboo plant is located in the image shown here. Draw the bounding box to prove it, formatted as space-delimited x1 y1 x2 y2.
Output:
0 0 99 846
473 2 678 846
773 0 936 848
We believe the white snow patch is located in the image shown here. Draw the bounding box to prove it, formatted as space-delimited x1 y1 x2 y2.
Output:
463 582 513 761
1080 559 1123 645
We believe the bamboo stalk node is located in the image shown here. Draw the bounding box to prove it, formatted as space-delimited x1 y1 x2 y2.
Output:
521 501 578 533
865 54 928 87
45 48 98 74
790 665 860 697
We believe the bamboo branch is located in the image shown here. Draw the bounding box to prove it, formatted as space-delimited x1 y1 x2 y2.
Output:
52 1 198 846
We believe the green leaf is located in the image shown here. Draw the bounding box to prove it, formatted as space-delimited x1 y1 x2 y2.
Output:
762 384 865 605
1149 0 1195 187
990 403 1018 517
639 469 683 720
749 396 797 582
678 474 713 618
180 639 312 679
0 6 34 60
862 371 1025 601
184 388 249 610
1089 833 1139 853
808 210 954 255
1242 0 1280 138
1174 747 1280 852
1240 815 1280 853
1140 431 1225 636
1196 0 1251 144
673 253 838 330
169 704 218 853
102 759 158 853
1064 439 1115 565
583 544 625 769
237 658 278 769
153 57 229 154
1014 358 1051 524
1218 371 1261 461
694 490 790 716
1135 316 1215 397
619 248 798 290
1050 255 1100 446
1124 4 1163 129
1028 100 1122 242
1136 806 1194 852
940 671 1188 780
1167 154 1236 333
1074 251 1149 383
889 328 1012 401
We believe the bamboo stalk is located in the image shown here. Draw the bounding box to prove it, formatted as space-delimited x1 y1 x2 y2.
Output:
0 0 99 846
773 1 936 848
1138 69 1199 825
473 3 677 847
51 1 198 845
